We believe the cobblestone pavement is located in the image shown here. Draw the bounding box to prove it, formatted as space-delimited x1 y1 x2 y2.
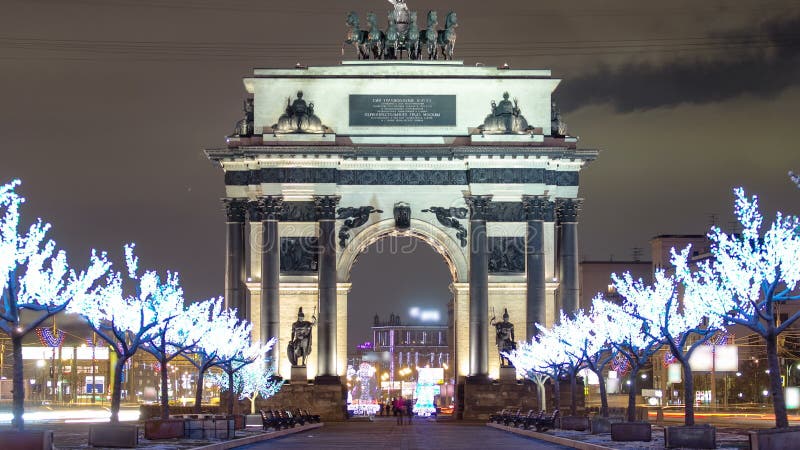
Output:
237 417 570 450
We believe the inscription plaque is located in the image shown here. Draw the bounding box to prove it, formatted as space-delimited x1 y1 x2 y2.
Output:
349 95 456 126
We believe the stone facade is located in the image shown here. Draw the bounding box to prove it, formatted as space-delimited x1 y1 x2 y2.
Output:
207 60 597 418
254 383 347 422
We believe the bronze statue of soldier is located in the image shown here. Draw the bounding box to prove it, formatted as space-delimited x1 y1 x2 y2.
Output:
491 308 516 367
287 307 316 367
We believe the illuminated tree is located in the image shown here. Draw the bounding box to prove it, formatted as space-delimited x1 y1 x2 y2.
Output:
67 244 176 423
594 298 665 422
672 188 800 428
0 180 110 430
562 307 617 418
547 313 586 416
213 337 277 416
141 290 212 420
506 329 568 412
210 354 283 415
613 269 723 425
181 299 252 413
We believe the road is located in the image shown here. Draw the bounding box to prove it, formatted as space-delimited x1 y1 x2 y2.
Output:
236 416 570 450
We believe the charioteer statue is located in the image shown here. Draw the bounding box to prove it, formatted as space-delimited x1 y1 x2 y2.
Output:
491 308 516 367
287 307 316 367
388 0 410 34
344 1 457 61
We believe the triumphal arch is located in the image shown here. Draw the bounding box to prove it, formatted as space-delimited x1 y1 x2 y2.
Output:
206 5 597 420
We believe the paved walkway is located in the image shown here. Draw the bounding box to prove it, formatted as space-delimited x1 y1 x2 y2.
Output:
236 417 570 450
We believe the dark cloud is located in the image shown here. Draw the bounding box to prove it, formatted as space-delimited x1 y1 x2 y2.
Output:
557 14 800 112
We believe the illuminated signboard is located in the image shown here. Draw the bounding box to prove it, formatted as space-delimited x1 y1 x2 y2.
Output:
417 368 444 385
21 346 109 360
688 345 738 372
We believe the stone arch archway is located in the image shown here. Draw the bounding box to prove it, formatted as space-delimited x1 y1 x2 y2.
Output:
337 218 468 284
335 217 471 382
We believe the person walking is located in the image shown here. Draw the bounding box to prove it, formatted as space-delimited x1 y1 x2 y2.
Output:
395 397 405 425
405 397 414 424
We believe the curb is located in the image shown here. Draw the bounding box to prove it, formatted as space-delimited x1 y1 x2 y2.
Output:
193 422 324 450
486 422 613 450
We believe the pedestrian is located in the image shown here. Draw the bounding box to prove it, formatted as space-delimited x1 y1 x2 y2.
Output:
405 397 414 424
395 397 405 425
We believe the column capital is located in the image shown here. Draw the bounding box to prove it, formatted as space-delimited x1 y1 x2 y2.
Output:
555 197 584 223
522 195 555 221
247 200 263 222
222 198 247 223
260 196 285 221
314 195 341 220
464 194 493 220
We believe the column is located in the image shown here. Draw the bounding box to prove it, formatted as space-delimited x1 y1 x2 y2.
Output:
522 195 553 337
315 195 340 380
259 196 284 371
556 198 583 316
465 194 492 380
222 198 247 319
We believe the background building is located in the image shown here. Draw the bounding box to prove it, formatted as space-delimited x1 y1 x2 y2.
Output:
371 313 453 406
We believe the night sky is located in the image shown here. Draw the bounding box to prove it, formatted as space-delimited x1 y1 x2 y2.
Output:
1 0 798 349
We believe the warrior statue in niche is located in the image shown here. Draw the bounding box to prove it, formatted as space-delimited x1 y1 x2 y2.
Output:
287 307 316 367
491 308 516 367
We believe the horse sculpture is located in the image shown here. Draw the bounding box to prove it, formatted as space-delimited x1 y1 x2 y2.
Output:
344 12 369 60
384 16 401 59
343 7 457 61
421 10 438 60
406 11 420 59
438 12 458 60
366 12 385 59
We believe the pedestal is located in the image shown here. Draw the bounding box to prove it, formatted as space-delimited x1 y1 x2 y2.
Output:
291 366 308 383
258 381 347 421
499 367 516 384
460 380 539 421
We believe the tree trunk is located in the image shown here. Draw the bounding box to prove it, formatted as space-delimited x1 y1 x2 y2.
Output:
11 334 25 430
553 376 561 411
250 393 259 414
593 368 609 417
680 356 695 426
194 366 206 413
160 359 170 419
535 377 547 411
109 356 127 423
569 369 578 415
627 367 638 422
766 331 788 428
227 370 235 416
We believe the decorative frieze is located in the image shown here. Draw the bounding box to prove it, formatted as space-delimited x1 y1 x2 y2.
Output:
338 169 467 185
488 237 526 273
284 202 317 222
486 202 525 222
280 237 318 273
224 168 579 187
